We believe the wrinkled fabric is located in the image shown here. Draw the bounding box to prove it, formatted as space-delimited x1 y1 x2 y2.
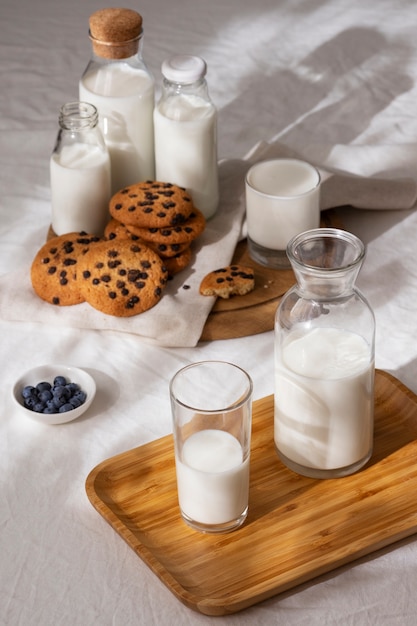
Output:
2 0 417 625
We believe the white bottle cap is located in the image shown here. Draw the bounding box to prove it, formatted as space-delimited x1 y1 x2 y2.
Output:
161 55 207 83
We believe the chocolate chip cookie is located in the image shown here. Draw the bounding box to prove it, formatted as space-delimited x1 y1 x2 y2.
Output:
30 232 101 306
126 207 206 245
78 240 168 316
109 181 194 229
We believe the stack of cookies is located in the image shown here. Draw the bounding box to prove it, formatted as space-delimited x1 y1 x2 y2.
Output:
104 180 206 276
30 232 169 317
30 180 207 318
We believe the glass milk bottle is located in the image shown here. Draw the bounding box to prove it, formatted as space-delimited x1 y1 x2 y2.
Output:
79 8 155 194
154 55 219 219
50 101 111 236
274 228 375 479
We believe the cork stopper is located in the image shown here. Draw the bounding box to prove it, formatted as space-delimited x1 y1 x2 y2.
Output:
89 8 143 59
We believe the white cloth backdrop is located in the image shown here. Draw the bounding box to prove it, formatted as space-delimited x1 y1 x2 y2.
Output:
2 0 417 624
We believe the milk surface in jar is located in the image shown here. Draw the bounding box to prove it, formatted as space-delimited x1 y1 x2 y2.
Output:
274 327 374 474
175 429 249 526
154 55 219 219
79 8 155 194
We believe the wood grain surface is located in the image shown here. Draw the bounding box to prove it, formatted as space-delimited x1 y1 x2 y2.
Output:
85 370 417 616
200 209 343 341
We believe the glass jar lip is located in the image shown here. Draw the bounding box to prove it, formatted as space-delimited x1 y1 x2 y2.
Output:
287 227 366 272
59 101 98 129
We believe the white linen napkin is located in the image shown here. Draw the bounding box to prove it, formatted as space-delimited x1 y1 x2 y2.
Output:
0 140 415 347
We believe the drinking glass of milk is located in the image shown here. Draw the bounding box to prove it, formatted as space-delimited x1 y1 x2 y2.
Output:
170 361 253 533
274 228 375 479
245 158 321 269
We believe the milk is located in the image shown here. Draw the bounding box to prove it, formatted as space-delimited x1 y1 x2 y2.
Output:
79 62 155 193
154 94 219 219
246 159 320 250
50 144 111 236
274 327 374 471
175 429 249 525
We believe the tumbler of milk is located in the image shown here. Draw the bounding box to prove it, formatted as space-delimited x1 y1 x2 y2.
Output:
50 101 111 236
154 55 219 219
274 228 375 479
170 361 253 533
79 8 155 193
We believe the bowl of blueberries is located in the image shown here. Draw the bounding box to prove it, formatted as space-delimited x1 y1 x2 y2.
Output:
12 364 96 424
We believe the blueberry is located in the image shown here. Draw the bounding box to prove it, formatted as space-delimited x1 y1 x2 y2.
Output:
73 390 87 403
59 403 74 413
43 405 56 414
54 376 67 387
39 389 52 402
53 386 71 402
22 385 36 398
69 396 83 408
67 382 80 393
53 395 65 409
36 381 51 393
24 396 37 409
33 401 46 413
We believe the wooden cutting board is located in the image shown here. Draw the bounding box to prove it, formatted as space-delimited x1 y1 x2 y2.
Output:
200 210 342 341
85 370 417 616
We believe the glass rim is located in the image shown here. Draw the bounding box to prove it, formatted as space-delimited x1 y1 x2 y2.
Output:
169 360 253 414
245 158 321 200
287 227 366 273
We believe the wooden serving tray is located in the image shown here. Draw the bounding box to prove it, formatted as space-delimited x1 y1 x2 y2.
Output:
85 370 417 616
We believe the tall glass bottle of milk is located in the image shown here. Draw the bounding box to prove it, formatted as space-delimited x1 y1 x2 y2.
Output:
50 101 111 236
154 55 219 219
79 8 155 194
274 228 375 479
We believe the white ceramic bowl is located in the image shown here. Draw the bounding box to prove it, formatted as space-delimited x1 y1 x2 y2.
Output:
12 364 96 425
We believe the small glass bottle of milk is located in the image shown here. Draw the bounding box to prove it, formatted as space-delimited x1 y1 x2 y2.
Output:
154 55 219 220
79 8 155 194
274 228 375 479
50 101 111 236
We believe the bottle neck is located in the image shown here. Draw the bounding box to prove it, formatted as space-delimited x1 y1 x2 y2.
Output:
59 102 98 131
161 76 209 99
89 30 144 62
288 228 365 299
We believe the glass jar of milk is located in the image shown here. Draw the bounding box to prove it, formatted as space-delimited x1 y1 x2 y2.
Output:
274 228 375 479
79 8 155 194
50 101 111 236
154 55 219 220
